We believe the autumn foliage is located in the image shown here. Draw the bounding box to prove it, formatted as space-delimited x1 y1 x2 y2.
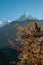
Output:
8 21 43 65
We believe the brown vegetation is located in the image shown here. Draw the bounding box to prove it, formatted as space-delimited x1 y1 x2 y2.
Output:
8 21 43 65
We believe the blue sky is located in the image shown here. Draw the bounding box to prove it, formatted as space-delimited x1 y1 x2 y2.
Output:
0 0 43 21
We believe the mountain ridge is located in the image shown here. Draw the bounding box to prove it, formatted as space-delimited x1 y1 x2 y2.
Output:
17 11 38 21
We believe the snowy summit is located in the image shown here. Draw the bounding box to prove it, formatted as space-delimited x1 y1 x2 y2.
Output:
24 11 29 17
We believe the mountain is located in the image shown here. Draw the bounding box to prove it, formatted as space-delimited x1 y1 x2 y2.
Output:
0 20 42 48
0 20 30 48
17 11 38 21
0 12 43 48
0 19 11 28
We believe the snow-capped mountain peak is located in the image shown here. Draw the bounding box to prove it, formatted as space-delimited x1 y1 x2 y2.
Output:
17 11 37 21
24 11 29 17
0 21 3 25
0 19 11 28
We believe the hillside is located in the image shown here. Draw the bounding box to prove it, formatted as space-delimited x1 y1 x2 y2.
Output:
0 20 43 48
